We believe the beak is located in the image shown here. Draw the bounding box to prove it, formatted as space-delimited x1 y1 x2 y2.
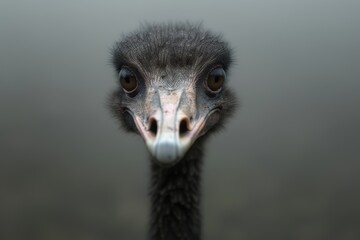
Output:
132 88 216 166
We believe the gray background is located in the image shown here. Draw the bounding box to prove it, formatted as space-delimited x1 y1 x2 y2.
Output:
1 0 359 239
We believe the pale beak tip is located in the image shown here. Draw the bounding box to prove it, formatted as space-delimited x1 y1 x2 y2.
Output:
154 141 179 165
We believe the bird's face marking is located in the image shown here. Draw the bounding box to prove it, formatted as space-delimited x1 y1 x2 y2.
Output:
115 66 230 166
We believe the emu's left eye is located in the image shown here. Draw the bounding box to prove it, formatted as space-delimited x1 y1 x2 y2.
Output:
206 68 225 93
119 68 138 94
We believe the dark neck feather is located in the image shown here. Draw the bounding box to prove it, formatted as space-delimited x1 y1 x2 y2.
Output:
149 143 203 240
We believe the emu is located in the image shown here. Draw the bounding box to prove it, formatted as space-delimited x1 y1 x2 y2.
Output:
109 22 237 240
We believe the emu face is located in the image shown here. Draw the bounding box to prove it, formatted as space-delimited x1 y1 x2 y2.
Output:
110 23 236 166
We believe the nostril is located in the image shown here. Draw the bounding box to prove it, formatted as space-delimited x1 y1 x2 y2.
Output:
149 118 158 136
179 118 190 137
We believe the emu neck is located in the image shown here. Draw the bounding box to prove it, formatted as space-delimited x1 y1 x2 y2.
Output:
149 145 203 240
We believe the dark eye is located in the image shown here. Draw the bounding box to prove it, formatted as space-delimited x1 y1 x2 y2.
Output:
206 68 225 93
119 68 138 94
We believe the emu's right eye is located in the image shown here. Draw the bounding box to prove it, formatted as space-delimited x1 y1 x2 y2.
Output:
119 68 138 94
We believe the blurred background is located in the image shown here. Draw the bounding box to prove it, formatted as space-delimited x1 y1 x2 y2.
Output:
1 0 359 239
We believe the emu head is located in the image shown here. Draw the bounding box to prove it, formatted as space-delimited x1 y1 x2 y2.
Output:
110 23 236 166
